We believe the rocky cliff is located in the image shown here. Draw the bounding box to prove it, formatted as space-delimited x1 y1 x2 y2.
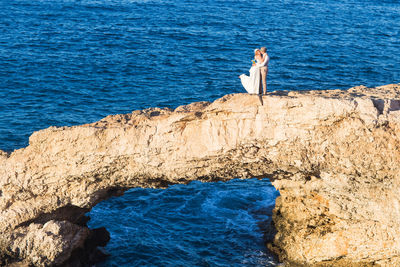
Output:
1 84 400 266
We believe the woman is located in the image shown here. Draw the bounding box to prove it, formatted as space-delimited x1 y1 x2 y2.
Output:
239 49 263 94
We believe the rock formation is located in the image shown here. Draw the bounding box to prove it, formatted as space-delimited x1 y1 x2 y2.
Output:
1 84 400 266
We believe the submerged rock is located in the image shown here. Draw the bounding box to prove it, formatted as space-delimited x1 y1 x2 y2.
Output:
1 84 400 266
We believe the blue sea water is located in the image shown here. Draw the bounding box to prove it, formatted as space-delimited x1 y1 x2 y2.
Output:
0 0 399 266
89 179 280 266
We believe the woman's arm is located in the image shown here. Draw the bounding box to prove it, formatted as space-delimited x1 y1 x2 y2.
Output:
252 56 258 66
255 55 264 67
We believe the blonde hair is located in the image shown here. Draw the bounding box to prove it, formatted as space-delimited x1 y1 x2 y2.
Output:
260 47 267 53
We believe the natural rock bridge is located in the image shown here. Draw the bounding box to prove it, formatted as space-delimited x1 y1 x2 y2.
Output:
1 84 400 266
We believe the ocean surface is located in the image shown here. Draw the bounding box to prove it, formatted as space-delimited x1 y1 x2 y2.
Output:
89 179 280 266
0 0 399 266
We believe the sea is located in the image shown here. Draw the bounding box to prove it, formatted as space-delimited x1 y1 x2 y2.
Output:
0 0 399 266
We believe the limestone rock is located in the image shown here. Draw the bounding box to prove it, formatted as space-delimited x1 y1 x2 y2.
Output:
1 84 400 266
1 221 89 266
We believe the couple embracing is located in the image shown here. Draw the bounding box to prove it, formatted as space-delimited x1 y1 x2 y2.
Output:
239 47 269 95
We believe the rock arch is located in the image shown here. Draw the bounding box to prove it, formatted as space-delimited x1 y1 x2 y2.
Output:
1 84 400 266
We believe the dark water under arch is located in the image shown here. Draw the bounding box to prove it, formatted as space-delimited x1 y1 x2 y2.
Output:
88 178 280 266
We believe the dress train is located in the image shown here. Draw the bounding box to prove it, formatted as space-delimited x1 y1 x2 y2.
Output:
240 66 261 94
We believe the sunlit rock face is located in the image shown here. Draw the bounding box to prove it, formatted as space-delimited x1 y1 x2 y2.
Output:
1 84 399 266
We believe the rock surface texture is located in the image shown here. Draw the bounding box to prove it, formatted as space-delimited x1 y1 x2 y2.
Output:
1 84 400 266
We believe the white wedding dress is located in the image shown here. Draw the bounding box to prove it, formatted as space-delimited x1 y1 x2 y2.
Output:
240 65 261 94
